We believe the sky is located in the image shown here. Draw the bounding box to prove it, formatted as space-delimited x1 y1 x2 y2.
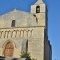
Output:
0 0 60 60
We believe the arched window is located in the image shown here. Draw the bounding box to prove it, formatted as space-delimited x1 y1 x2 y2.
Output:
36 6 40 13
11 20 15 27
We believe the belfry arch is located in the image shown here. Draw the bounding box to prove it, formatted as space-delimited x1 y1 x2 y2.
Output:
3 41 14 57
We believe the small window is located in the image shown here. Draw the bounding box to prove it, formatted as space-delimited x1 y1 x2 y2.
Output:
36 6 40 13
11 20 15 27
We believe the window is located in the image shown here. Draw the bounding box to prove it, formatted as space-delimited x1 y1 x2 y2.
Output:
11 20 15 27
36 6 40 13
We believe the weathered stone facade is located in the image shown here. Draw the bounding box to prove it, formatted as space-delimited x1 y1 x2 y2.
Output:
0 0 52 60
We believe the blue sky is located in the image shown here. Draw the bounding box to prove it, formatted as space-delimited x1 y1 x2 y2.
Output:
0 0 60 60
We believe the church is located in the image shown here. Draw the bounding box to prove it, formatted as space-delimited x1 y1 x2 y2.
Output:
0 0 52 60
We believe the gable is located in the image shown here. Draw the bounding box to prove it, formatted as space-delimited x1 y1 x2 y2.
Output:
0 9 37 28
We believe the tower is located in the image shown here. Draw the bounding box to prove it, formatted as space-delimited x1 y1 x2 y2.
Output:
31 0 46 27
29 0 52 60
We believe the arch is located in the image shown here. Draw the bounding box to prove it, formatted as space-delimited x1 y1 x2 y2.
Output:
3 41 14 57
36 6 40 13
2 40 16 48
4 31 11 38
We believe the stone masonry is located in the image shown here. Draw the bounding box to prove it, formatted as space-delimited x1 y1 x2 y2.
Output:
0 0 52 60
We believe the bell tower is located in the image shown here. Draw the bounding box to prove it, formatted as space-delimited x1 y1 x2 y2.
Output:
30 0 51 60
31 0 47 28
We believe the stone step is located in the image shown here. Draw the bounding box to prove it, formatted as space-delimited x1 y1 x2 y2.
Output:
0 57 26 60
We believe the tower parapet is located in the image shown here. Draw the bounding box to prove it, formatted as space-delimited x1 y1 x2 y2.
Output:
35 0 43 4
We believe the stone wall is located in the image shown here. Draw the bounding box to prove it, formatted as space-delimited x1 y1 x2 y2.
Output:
0 26 45 60
44 32 52 60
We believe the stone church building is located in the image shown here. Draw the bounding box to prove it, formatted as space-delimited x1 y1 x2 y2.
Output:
0 0 52 60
